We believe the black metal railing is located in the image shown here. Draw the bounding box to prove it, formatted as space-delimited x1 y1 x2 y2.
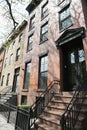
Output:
0 103 17 125
0 102 30 130
60 84 86 130
15 107 30 130
28 80 60 129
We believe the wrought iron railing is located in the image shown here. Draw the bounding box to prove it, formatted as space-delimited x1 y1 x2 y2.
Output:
15 107 30 130
28 80 60 129
0 102 30 130
60 84 86 130
0 103 17 125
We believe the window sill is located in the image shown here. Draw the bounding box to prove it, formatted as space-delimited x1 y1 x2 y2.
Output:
39 38 48 45
59 23 73 33
22 89 29 92
37 89 45 92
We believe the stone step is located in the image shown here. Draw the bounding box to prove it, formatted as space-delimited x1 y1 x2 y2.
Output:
53 95 71 102
43 110 62 119
38 123 61 130
54 93 73 98
1 96 10 100
50 99 69 107
62 92 74 97
38 115 61 129
0 99 7 103
46 105 66 113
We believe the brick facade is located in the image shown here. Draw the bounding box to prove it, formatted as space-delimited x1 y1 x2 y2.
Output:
0 0 87 106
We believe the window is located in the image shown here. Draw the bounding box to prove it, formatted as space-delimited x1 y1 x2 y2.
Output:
23 62 31 89
29 15 35 30
6 73 10 86
16 48 20 61
4 58 7 68
21 96 27 105
41 1 48 19
59 5 72 30
1 75 4 86
39 55 48 89
40 22 48 42
27 34 33 51
19 33 23 42
12 41 15 49
9 54 13 65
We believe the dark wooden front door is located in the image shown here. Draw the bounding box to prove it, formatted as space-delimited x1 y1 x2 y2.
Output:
62 38 86 91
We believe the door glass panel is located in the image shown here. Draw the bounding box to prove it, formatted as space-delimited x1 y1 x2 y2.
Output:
70 52 75 64
79 49 85 62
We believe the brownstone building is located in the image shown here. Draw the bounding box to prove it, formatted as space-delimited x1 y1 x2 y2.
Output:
0 0 87 129
0 21 27 101
0 0 87 107
18 0 87 106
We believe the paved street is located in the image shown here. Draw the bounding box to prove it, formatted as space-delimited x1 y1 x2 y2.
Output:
0 114 15 130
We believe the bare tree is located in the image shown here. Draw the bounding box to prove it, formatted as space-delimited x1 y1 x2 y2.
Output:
0 0 29 45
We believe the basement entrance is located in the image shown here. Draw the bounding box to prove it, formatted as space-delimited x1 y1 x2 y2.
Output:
56 27 86 91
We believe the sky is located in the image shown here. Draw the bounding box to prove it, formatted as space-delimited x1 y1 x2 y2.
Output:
0 0 30 47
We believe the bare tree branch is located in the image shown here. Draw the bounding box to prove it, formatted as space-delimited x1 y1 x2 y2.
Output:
5 0 18 30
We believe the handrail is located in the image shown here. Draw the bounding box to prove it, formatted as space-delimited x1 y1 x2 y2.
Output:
60 84 86 130
29 80 60 129
31 80 60 107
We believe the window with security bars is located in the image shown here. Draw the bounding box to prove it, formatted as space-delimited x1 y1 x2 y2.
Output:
59 5 72 30
40 22 48 42
39 55 48 89
27 34 33 51
29 15 35 30
23 62 31 89
41 1 48 19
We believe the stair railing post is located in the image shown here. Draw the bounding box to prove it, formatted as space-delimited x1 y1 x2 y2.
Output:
7 105 11 123
15 107 19 130
27 109 31 130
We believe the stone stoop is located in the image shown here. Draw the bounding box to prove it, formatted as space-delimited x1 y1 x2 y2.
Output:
0 92 17 105
35 92 87 130
35 92 73 130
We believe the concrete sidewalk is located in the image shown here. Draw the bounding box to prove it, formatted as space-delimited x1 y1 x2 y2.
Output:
0 114 15 130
